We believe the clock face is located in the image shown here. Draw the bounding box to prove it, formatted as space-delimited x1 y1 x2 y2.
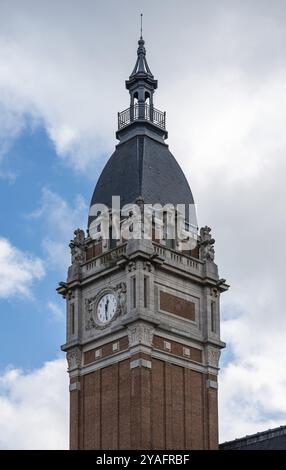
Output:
97 293 117 324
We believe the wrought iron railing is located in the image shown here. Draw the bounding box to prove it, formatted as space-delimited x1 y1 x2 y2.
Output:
118 104 166 130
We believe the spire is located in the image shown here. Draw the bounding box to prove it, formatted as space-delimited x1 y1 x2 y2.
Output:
117 23 167 141
127 14 155 80
126 23 157 92
129 36 154 79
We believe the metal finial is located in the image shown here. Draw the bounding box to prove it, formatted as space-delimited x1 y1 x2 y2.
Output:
140 13 143 39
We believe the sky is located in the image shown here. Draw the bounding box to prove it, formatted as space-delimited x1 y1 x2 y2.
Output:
0 0 286 449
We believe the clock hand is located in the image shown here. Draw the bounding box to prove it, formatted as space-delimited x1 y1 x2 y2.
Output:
105 298 109 320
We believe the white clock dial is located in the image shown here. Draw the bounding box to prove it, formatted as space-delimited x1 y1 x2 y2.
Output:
97 293 117 324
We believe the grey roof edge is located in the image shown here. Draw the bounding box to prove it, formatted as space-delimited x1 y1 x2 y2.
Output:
116 120 168 144
220 424 286 449
116 124 169 148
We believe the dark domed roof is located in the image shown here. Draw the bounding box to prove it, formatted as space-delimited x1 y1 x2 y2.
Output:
88 134 195 227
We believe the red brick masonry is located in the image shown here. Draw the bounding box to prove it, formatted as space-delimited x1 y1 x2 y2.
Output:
160 291 196 321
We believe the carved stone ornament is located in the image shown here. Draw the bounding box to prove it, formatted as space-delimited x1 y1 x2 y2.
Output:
67 347 81 371
69 228 85 265
211 287 219 298
128 322 155 347
85 296 97 330
199 226 215 262
207 347 221 368
115 282 127 316
128 261 136 272
143 261 152 272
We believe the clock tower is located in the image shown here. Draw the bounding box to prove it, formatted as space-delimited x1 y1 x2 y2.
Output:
58 34 229 450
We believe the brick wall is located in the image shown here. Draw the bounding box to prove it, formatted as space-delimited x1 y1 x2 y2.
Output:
84 336 129 365
153 335 202 363
70 357 217 449
160 292 195 321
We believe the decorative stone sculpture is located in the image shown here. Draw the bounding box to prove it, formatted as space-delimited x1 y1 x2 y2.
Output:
67 347 81 371
143 261 152 272
207 347 221 368
127 322 155 347
199 226 215 262
69 229 85 265
84 297 97 330
115 282 127 315
128 261 136 272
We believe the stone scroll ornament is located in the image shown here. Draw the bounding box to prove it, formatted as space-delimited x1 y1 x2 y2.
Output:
199 226 215 262
69 229 85 264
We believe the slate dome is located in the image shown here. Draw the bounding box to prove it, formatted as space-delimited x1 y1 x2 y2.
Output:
88 135 195 227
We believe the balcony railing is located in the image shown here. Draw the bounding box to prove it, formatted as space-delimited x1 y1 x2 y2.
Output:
118 104 166 130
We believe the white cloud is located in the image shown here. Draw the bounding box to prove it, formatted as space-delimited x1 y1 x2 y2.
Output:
0 358 68 450
159 38 286 443
0 237 45 298
48 124 78 155
28 188 88 271
47 302 65 322
0 1 125 172
219 349 286 442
